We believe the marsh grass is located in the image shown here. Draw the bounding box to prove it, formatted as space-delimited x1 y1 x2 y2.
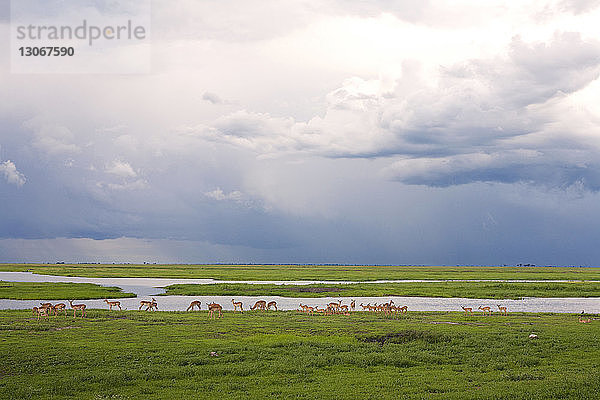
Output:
163 281 600 299
1 263 599 281
0 281 135 300
0 309 598 399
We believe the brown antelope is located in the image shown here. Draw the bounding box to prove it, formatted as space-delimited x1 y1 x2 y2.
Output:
267 301 277 311
69 300 87 318
497 305 508 316
478 306 492 316
231 299 243 313
33 306 49 321
52 303 67 317
350 299 356 312
104 299 122 311
251 300 267 311
359 303 369 311
187 301 202 311
461 306 473 316
398 305 408 315
139 298 158 311
327 301 341 312
339 304 349 314
147 298 158 311
207 302 223 319
40 302 53 315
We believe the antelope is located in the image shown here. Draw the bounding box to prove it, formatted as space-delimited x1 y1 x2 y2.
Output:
33 306 49 321
398 305 408 315
231 299 243 313
104 299 122 311
251 300 267 311
359 303 369 311
497 305 508 316
139 298 158 311
187 301 202 311
69 300 87 318
267 301 277 311
478 306 492 316
327 301 341 311
53 303 67 317
339 304 349 314
207 302 223 319
139 300 152 310
350 299 356 312
461 306 473 316
147 298 158 311
40 302 53 315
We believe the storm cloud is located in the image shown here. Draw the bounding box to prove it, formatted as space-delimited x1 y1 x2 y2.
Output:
1 0 600 264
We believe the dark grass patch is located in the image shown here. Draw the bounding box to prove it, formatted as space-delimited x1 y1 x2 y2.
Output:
357 329 451 345
288 286 347 293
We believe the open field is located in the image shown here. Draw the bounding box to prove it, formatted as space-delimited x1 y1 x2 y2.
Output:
0 281 135 300
1 263 599 281
0 310 598 399
163 281 600 299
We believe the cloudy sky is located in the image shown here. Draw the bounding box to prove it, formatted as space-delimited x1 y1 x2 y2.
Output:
1 0 600 265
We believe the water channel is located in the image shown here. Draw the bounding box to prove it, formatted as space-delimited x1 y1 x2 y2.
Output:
1 271 599 313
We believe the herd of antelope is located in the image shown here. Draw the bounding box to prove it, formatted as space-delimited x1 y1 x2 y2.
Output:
461 304 509 316
30 299 595 324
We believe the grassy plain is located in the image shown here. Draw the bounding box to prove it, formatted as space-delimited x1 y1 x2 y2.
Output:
163 281 600 299
0 281 135 300
0 310 598 399
1 263 599 281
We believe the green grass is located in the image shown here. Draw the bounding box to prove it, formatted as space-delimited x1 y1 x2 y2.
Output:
0 281 136 300
0 310 598 399
1 263 599 281
163 281 600 299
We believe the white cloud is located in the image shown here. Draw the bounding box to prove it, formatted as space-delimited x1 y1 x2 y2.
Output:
0 160 26 186
105 161 138 178
205 188 243 202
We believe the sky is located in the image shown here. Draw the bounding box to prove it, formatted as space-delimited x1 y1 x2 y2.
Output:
1 0 600 265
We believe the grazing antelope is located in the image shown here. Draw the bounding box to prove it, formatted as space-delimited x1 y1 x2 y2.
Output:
231 299 243 313
33 306 49 321
40 302 53 315
104 299 122 311
497 305 508 316
461 306 474 316
398 305 408 315
251 300 267 311
187 301 202 311
478 306 492 316
207 302 223 319
359 303 369 311
339 304 349 315
53 303 67 317
350 299 355 312
69 300 87 318
267 301 277 311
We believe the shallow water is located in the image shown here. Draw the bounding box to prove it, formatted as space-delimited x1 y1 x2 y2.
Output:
2 271 598 297
1 271 599 313
1 295 599 313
